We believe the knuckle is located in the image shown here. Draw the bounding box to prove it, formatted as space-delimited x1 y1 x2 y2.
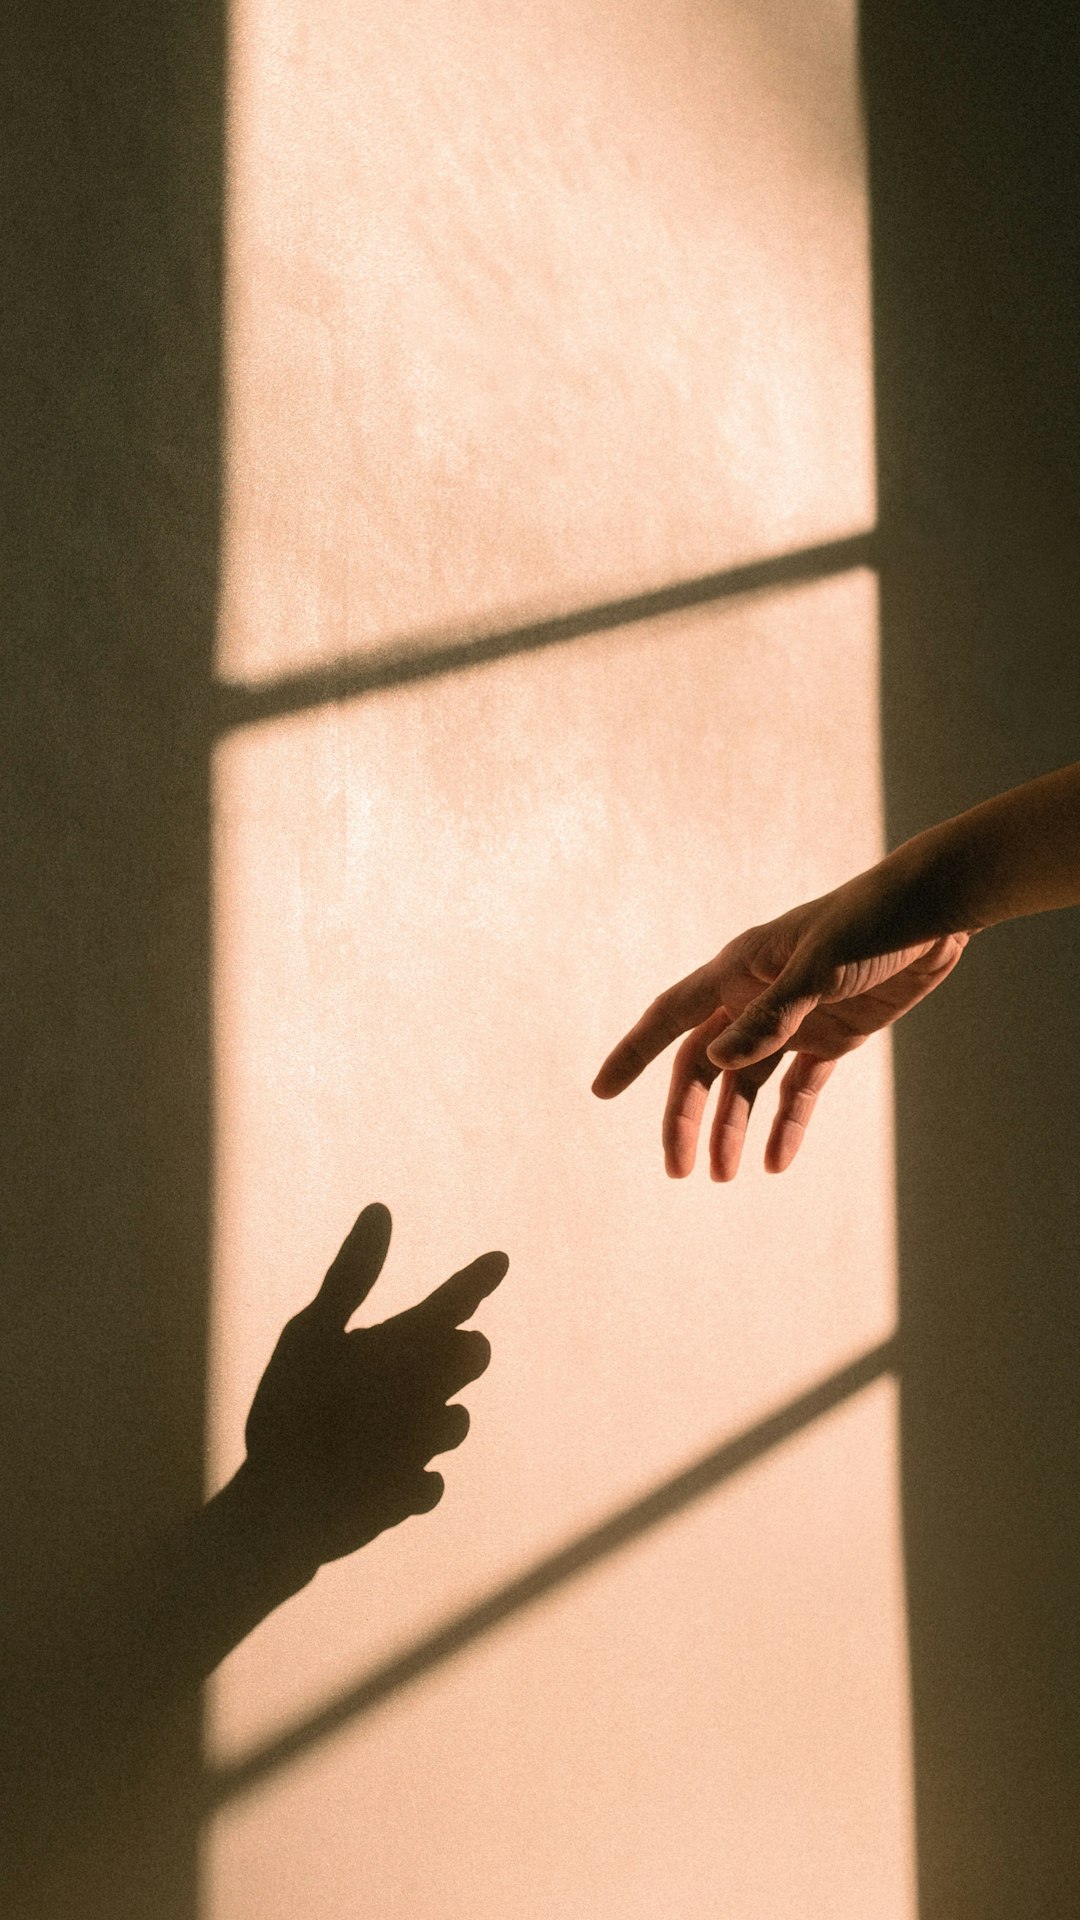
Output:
456 1328 491 1370
742 999 785 1038
284 1305 320 1342
470 1330 492 1369
417 1472 445 1511
644 989 683 1044
620 1037 649 1075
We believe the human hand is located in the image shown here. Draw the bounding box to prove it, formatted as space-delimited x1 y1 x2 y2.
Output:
592 864 971 1180
241 1204 507 1573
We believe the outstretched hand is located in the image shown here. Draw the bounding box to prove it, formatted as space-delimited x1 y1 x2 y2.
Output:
593 867 971 1180
242 1204 507 1571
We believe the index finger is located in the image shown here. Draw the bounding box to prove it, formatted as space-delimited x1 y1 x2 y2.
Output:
402 1250 509 1331
591 963 724 1100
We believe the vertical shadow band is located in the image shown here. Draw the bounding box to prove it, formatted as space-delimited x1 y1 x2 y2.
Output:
0 6 225 1915
864 4 1080 1914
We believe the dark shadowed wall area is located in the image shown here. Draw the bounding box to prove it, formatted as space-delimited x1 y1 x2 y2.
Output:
0 6 223 1914
864 4 1080 1915
2 2 1079 1917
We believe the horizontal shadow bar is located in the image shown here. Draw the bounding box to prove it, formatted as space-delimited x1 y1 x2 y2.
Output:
205 1330 898 1811
214 529 877 733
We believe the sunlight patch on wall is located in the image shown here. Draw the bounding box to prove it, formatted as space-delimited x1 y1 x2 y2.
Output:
207 570 911 1913
208 0 901 1909
205 1379 913 1920
216 0 874 684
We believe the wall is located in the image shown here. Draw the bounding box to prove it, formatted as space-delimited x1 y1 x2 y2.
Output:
14 3 1075 1917
1 6 222 1915
865 6 1080 1914
206 4 907 1917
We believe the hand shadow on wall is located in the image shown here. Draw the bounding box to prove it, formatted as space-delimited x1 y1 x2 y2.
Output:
4 1205 507 1918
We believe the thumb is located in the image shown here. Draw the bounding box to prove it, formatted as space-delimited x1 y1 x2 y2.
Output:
310 1202 393 1329
706 959 820 1069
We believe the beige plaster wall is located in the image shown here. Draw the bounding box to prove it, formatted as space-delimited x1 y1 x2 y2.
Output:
206 3 907 1914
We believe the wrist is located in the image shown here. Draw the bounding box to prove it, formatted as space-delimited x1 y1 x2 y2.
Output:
880 821 987 939
215 1460 322 1602
813 834 975 966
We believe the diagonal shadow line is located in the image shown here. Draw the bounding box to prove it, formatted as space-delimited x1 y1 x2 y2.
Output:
204 1331 898 1811
213 528 878 733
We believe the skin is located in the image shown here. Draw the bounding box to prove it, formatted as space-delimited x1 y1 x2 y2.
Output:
593 761 1080 1181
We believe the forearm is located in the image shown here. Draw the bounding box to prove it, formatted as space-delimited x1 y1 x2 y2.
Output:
866 761 1080 943
138 1463 320 1691
3 1467 319 1881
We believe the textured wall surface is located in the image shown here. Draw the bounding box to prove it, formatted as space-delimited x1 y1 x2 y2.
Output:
217 0 873 679
6 5 1076 1915
1 7 223 1915
206 3 910 1915
866 7 1080 1915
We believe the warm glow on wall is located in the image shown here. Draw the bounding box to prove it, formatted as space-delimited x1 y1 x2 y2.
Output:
216 0 874 685
207 0 909 1914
